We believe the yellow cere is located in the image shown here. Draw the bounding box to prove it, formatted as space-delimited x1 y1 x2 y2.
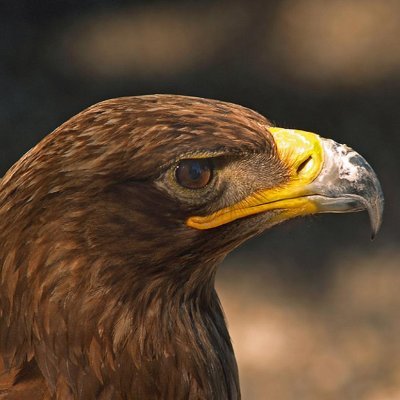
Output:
268 127 324 183
187 128 324 230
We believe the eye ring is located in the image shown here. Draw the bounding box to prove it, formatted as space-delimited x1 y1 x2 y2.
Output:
175 159 213 189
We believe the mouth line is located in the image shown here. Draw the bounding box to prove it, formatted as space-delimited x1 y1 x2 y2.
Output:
189 193 368 230
245 193 365 211
305 194 366 212
211 193 368 224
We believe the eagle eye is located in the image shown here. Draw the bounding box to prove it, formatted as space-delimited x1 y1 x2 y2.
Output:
175 159 213 189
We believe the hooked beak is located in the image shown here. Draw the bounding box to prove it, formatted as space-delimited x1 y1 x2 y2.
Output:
187 128 384 238
305 136 384 238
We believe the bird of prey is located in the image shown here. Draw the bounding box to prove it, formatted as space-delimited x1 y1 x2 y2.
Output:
0 95 383 399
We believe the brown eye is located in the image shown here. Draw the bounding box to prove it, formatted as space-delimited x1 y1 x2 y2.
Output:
175 159 213 189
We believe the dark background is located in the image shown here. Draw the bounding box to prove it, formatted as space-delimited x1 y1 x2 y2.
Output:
1 1 399 398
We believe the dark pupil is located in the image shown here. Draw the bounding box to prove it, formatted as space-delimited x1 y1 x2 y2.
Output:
189 162 203 181
176 159 212 189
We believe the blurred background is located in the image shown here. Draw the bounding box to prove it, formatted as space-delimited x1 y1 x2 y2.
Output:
1 0 399 398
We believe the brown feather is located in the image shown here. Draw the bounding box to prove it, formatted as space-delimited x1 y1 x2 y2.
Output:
0 95 284 399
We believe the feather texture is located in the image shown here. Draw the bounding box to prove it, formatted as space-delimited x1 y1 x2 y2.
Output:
0 95 283 399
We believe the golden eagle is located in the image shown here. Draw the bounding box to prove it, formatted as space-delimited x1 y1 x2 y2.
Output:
0 95 383 399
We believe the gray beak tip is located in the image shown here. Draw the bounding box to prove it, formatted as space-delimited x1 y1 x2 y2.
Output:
312 139 384 240
368 195 384 240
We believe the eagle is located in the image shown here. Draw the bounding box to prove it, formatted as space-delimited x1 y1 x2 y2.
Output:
0 95 383 399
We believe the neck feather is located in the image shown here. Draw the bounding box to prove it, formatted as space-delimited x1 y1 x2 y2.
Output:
12 257 241 399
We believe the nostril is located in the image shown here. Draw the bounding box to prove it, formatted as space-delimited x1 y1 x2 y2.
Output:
297 155 313 175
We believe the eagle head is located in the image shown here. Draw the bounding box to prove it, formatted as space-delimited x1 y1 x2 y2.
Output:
0 95 383 399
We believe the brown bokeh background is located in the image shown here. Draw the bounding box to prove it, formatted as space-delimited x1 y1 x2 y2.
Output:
1 1 399 398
